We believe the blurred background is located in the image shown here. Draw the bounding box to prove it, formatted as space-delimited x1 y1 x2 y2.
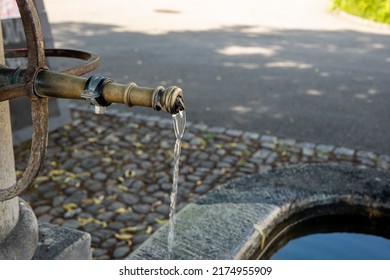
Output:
42 0 390 154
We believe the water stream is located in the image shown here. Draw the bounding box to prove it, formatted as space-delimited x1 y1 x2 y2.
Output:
168 110 186 259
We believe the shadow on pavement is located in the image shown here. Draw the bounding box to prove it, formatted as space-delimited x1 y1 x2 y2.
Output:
48 22 390 154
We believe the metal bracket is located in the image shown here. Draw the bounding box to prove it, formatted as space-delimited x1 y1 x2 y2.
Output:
81 75 113 114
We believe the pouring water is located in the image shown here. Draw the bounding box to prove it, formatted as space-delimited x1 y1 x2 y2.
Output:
168 109 186 259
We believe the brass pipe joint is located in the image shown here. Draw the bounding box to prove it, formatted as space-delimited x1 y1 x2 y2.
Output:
123 83 185 115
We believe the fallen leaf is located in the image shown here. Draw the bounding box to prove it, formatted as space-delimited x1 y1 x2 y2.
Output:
117 185 128 192
78 217 95 226
49 169 65 176
82 198 95 205
181 142 190 149
63 203 78 212
124 169 136 178
146 225 153 234
115 207 131 214
107 194 118 200
102 157 112 163
94 219 107 228
153 200 163 207
115 233 133 241
120 226 139 233
93 196 104 205
76 171 91 178
35 176 50 182
214 144 223 149
254 224 266 250
133 141 143 148
155 218 168 225
229 143 238 148
87 137 99 143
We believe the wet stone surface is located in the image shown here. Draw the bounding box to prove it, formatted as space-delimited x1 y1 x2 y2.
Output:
14 107 390 260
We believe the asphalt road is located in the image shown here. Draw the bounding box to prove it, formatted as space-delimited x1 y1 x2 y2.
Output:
44 0 390 154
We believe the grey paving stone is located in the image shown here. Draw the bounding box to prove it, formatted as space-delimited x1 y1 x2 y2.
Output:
334 147 355 158
97 211 116 221
357 150 377 160
83 222 102 232
190 137 205 146
260 135 278 143
261 142 277 150
252 149 271 160
155 204 170 215
265 152 279 164
226 129 243 137
34 205 51 216
302 147 315 157
243 131 260 139
113 246 131 259
101 238 117 249
299 142 316 150
62 219 79 229
119 193 139 205
133 205 151 214
279 138 296 147
316 144 335 153
208 126 226 134
93 172 108 181
193 123 208 131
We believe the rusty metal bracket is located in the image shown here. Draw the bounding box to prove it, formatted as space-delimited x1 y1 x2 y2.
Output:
5 48 100 76
0 0 99 201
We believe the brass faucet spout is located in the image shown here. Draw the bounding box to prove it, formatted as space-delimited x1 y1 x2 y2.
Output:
0 67 184 115
35 69 184 114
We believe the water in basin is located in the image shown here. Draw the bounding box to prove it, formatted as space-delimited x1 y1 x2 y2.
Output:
271 232 390 260
257 212 390 260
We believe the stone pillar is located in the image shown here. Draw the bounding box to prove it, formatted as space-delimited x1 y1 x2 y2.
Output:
0 19 38 260
0 20 19 250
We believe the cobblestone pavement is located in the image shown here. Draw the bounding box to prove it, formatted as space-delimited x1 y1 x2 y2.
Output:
15 106 390 260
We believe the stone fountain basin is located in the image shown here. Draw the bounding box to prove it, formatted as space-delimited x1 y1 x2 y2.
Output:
128 164 390 260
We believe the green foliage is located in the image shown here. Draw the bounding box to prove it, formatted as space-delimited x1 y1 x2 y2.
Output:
331 0 390 24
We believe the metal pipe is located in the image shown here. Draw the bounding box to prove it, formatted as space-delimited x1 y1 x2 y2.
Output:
34 69 184 114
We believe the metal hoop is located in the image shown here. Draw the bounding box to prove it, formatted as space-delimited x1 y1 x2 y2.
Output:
0 0 99 201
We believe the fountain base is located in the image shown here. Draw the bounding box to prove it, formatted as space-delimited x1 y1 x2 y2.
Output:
128 164 390 260
0 198 38 259
33 223 91 260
